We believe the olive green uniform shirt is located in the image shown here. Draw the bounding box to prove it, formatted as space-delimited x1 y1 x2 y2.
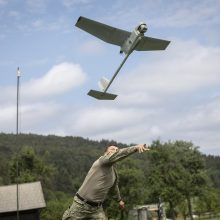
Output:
77 146 137 203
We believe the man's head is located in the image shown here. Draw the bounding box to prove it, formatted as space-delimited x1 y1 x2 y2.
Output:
104 145 119 155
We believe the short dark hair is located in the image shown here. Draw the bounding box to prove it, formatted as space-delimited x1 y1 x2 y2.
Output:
102 141 118 153
104 144 118 153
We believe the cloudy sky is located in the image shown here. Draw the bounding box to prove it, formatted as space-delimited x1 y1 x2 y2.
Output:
0 0 220 155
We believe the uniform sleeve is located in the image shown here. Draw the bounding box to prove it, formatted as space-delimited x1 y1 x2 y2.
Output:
114 166 122 201
108 180 122 202
114 183 122 201
99 146 138 165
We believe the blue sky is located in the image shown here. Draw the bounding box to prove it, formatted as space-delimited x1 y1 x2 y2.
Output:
0 0 220 155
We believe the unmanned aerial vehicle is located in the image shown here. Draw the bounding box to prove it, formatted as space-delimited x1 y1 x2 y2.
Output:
75 16 170 100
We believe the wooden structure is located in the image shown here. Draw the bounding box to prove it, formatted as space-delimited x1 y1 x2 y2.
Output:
0 181 46 220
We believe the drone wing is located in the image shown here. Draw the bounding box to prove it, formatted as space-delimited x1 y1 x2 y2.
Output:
75 16 130 47
135 36 170 51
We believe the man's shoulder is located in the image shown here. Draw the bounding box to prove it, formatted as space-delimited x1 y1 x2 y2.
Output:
97 155 113 166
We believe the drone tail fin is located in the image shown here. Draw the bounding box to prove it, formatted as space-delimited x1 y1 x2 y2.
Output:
88 77 117 100
98 77 110 91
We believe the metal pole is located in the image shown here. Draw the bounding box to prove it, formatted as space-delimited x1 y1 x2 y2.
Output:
16 160 19 220
16 67 21 220
16 67 20 134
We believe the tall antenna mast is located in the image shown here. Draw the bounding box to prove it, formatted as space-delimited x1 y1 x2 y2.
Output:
16 67 20 134
16 67 21 220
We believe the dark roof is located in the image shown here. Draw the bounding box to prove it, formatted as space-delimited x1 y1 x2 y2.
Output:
0 181 46 213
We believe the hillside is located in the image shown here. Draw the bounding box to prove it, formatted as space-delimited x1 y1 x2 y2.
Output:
0 133 220 220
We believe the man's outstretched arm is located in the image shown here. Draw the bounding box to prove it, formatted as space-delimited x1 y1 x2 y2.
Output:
100 144 149 165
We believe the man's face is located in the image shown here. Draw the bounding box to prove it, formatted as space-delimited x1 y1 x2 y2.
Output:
107 146 119 154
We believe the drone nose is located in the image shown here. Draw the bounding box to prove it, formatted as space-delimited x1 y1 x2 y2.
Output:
138 23 147 33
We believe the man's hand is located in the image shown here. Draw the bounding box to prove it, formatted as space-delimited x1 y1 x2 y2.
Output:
119 200 125 209
136 144 149 153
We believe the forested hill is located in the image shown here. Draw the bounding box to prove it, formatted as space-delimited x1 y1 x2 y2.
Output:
1 133 220 220
0 132 128 192
1 132 220 189
204 154 220 188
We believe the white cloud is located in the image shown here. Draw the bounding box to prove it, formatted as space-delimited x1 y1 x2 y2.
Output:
48 39 220 154
0 34 5 40
116 39 220 100
0 62 86 133
0 102 64 133
31 17 67 31
0 0 7 6
168 97 220 133
79 40 105 55
32 19 44 29
59 94 220 154
157 96 220 154
0 62 86 103
26 0 47 13
1 39 218 154
0 105 16 129
158 0 220 28
22 62 86 100
8 10 20 18
1 0 220 155
55 104 163 144
20 102 63 129
101 0 220 29
72 107 146 135
63 0 93 7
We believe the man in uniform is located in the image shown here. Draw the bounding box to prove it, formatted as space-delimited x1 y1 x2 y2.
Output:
62 144 148 220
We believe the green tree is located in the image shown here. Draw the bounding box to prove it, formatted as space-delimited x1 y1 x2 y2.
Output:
174 141 208 220
147 141 184 220
1 133 219 219
40 191 72 220
104 158 146 219
9 146 54 186
147 140 209 220
194 188 220 218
